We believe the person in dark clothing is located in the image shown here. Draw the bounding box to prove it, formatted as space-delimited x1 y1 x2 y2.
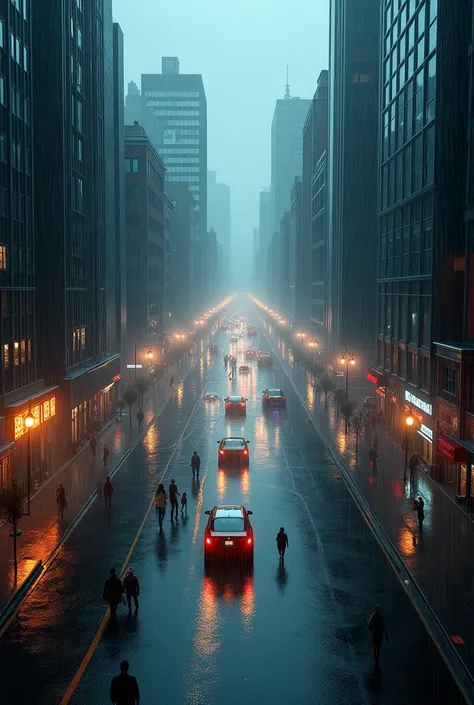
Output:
191 450 201 478
103 568 123 618
90 435 97 457
181 491 188 514
110 660 140 705
169 479 180 521
103 444 110 467
122 567 140 613
104 477 114 509
368 603 388 661
368 447 378 472
414 496 425 530
276 527 289 560
56 484 66 517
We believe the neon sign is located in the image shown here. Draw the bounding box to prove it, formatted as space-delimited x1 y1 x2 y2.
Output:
404 390 432 416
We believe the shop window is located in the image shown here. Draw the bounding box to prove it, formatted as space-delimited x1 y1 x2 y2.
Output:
398 346 407 379
421 355 430 391
3 343 8 369
0 245 7 270
442 364 457 397
13 341 19 365
20 340 25 364
408 349 417 383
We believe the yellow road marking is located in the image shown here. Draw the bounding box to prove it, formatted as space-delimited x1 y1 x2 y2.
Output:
60 394 203 704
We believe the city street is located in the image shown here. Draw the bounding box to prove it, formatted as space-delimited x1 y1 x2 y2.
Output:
0 318 464 705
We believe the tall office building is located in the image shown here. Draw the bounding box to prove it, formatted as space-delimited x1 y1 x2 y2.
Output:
271 88 311 235
0 0 44 488
369 0 469 484
207 170 231 277
327 0 380 365
166 182 195 322
141 58 207 243
289 178 302 323
33 0 121 458
257 188 271 295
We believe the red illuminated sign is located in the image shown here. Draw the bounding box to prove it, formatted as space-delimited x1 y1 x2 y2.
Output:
436 435 467 464
366 368 387 387
367 373 378 385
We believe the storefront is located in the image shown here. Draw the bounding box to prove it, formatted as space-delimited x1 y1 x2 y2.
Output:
436 432 468 499
415 422 434 469
436 400 461 484
0 442 15 491
404 388 434 471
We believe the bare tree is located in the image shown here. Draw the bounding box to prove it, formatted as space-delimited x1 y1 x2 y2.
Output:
1 478 25 581
122 386 139 428
351 410 365 452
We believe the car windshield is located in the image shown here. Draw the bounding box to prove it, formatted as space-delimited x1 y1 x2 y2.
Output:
212 517 245 532
223 439 244 449
228 396 244 402
268 390 282 397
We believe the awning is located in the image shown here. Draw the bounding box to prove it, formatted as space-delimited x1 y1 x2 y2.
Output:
436 434 467 464
367 367 387 387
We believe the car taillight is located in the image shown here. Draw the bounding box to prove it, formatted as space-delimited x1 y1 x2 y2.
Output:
219 450 224 455
240 403 245 406
206 537 212 545
247 538 252 545
244 450 248 455
226 403 231 408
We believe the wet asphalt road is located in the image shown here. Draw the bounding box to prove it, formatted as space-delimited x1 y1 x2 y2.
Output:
0 312 465 704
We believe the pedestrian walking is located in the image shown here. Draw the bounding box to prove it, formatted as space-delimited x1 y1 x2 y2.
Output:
181 491 188 514
276 527 289 561
154 483 167 530
368 603 389 662
169 479 180 521
56 483 67 517
110 660 140 705
103 567 123 619
123 567 140 613
409 452 418 488
190 450 201 478
413 496 425 530
369 446 378 472
104 477 114 509
90 435 97 457
103 443 110 467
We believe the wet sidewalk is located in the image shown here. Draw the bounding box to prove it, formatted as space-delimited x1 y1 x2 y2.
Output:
266 326 474 680
0 352 196 621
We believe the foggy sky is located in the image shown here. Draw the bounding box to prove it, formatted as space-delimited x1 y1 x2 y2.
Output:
112 0 329 275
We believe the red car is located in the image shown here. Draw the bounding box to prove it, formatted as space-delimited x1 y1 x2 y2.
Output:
246 348 257 358
204 505 254 563
262 388 286 409
217 436 250 465
225 395 247 416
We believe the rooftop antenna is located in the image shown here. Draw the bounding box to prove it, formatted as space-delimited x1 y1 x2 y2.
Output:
284 65 291 99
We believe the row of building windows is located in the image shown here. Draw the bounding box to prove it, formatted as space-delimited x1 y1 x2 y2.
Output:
163 156 200 165
10 31 28 71
147 160 163 190
165 175 200 183
70 15 83 49
144 91 200 98
147 100 199 108
11 86 29 122
3 339 32 369
0 191 33 224
166 120 199 127
153 110 199 118
70 55 83 93
379 276 431 340
10 0 28 21
384 0 437 45
166 166 199 174
377 338 431 391
380 193 433 279
159 147 199 155
147 186 163 212
381 123 434 209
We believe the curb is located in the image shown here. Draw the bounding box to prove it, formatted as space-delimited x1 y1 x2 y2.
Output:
0 560 43 632
260 320 474 705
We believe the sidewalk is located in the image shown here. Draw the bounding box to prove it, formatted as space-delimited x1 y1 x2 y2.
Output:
267 324 474 679
0 351 197 621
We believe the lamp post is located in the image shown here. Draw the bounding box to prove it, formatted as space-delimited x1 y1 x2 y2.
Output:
308 339 318 364
134 344 153 383
24 408 34 515
339 351 356 434
175 331 185 355
296 332 306 348
404 408 414 483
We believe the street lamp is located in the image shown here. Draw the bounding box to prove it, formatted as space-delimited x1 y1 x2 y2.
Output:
175 331 185 354
24 408 34 515
404 409 415 483
134 344 154 382
296 332 306 347
340 351 356 434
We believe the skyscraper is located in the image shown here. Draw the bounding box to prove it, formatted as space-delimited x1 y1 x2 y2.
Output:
207 171 231 277
257 188 272 295
141 58 207 243
327 0 380 364
271 86 311 236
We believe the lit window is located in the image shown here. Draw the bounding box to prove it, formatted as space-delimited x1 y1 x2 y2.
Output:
13 341 19 365
3 343 8 369
0 245 7 270
77 27 82 49
23 46 28 72
27 339 31 360
70 16 74 37
20 339 25 363
0 20 4 49
80 326 86 349
76 0 83 9
0 77 6 105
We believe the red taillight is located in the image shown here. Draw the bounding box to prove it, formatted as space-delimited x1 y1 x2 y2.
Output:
243 450 248 455
219 450 224 455
281 395 285 400
226 404 231 408
240 403 245 407
206 537 212 545
247 538 252 545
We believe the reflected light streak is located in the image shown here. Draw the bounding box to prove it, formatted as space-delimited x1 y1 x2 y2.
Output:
397 526 416 556
144 423 159 455
306 381 315 410
217 469 227 502
254 416 268 444
240 576 255 631
274 425 280 448
113 426 122 453
192 474 207 544
240 469 250 503
176 383 184 408
193 576 220 660
223 584 234 602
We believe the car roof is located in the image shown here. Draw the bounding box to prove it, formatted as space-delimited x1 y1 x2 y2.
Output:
227 395 245 401
265 387 282 392
214 506 244 518
221 436 245 441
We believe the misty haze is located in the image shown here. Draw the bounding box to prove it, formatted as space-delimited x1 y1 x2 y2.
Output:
0 1 472 704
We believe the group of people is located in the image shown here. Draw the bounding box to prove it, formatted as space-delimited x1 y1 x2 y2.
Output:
89 435 110 467
154 478 188 529
103 567 140 618
224 354 237 379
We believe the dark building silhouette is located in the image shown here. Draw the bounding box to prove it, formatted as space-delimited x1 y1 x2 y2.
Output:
165 182 195 323
368 0 469 485
124 122 165 356
32 0 121 460
207 170 231 279
257 188 271 294
289 178 302 322
302 72 329 343
0 0 39 486
327 0 379 366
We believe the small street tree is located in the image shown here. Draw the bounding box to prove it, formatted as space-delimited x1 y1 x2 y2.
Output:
319 375 336 406
122 386 139 428
333 388 347 417
351 410 365 452
1 478 25 581
135 377 149 412
340 398 356 431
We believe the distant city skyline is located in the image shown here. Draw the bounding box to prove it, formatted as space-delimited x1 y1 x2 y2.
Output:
112 0 329 271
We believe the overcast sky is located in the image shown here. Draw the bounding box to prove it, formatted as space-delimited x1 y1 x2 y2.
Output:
112 0 329 266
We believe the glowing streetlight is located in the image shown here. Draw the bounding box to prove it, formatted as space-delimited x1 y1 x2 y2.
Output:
404 407 415 482
24 408 34 515
339 351 356 434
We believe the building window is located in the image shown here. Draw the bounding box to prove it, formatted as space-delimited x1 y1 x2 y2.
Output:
0 245 7 270
0 19 3 49
408 350 417 384
77 26 82 49
442 364 457 397
3 343 8 369
125 157 139 173
20 340 25 364
0 135 5 163
421 355 430 392
76 0 83 9
77 138 83 162
13 341 19 366
0 76 5 106
23 46 28 73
